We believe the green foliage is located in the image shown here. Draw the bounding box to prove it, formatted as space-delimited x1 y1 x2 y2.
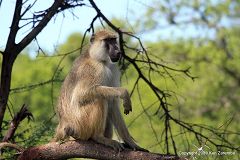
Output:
2 27 239 158
119 27 240 159
1 1 239 159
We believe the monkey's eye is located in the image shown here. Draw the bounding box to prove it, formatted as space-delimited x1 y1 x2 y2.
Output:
104 38 117 43
105 43 110 50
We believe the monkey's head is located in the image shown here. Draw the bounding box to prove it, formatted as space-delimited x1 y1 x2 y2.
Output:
89 30 121 63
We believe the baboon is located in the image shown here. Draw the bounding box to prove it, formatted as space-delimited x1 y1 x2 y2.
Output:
54 30 145 151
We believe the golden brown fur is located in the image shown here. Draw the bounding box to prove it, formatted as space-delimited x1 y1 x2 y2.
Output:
54 30 146 151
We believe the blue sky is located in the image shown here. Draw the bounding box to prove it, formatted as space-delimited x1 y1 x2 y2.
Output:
0 0 149 53
0 0 227 55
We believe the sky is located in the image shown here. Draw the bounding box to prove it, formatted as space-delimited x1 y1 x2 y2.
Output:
0 0 149 53
0 0 228 55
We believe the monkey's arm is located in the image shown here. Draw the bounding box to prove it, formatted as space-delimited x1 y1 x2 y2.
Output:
96 86 132 114
93 85 132 114
74 85 132 114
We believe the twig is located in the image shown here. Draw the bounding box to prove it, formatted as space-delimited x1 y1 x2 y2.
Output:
2 104 33 142
0 142 23 152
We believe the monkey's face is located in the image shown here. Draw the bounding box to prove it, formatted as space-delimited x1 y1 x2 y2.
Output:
89 31 121 63
104 38 121 63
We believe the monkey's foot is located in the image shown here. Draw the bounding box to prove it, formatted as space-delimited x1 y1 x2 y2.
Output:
136 146 149 152
122 143 149 152
92 137 124 152
57 139 69 145
109 140 124 152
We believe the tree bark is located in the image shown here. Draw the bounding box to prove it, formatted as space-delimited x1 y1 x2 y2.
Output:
0 53 16 131
18 140 179 160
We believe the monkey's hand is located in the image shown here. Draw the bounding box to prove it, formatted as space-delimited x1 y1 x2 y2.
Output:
120 89 132 115
123 97 132 115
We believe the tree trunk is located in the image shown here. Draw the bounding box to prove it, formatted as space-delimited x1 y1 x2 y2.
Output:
0 53 16 132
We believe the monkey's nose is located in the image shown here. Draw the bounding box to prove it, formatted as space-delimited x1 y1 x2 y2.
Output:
116 51 122 60
110 52 121 62
117 51 121 56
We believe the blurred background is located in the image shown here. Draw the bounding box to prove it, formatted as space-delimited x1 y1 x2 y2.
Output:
0 0 239 159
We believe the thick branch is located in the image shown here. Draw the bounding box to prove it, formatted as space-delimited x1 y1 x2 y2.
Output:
18 140 178 160
5 0 22 50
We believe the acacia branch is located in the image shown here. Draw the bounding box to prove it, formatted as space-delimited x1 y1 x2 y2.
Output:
16 0 64 53
89 0 176 154
0 142 23 152
17 140 179 160
2 104 33 142
88 0 240 155
5 0 22 50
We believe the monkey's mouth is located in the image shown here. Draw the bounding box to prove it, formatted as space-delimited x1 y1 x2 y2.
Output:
110 56 120 62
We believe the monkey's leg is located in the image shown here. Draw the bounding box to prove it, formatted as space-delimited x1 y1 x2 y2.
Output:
53 123 70 143
104 108 113 138
111 99 148 152
92 136 124 151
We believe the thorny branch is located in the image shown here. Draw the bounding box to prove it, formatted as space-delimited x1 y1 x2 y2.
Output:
2 104 33 142
1 0 239 159
88 0 240 155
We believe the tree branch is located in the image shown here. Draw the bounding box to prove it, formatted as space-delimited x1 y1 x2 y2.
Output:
17 140 178 160
16 0 64 53
5 0 22 50
0 142 23 152
2 104 33 142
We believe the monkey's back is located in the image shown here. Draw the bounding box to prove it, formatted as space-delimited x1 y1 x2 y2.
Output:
56 54 112 140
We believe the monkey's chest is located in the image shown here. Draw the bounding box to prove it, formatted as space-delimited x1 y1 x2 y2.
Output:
100 66 113 86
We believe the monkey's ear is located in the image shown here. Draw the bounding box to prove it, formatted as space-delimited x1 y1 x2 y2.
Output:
90 34 95 44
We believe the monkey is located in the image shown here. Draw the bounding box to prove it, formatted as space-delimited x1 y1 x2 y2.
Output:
54 30 146 151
